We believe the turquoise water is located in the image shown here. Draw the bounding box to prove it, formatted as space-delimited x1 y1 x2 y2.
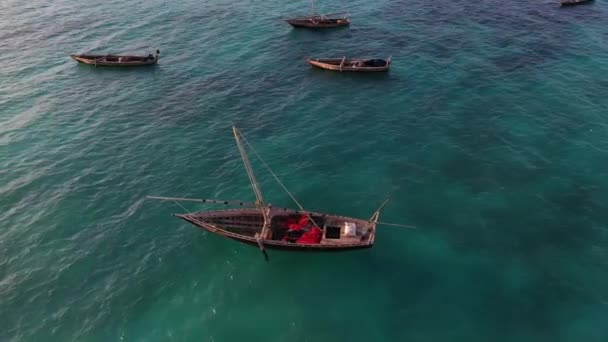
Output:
2 0 608 340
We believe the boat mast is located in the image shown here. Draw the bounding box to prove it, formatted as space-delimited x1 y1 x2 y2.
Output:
233 126 265 207
311 0 316 17
233 126 270 258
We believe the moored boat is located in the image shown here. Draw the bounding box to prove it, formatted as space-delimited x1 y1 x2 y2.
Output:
285 0 350 29
560 0 593 6
307 57 391 72
148 127 414 258
285 15 350 28
70 50 160 67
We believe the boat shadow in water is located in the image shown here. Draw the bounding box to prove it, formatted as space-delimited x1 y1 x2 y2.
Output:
308 66 394 81
72 62 161 78
287 23 351 33
73 62 160 71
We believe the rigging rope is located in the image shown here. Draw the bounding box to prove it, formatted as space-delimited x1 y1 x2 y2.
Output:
172 199 191 214
234 128 265 206
237 129 307 214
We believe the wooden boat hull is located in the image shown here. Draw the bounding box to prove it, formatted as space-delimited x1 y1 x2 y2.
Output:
285 18 350 28
560 0 593 5
224 234 373 251
176 207 376 251
307 58 391 72
70 54 158 67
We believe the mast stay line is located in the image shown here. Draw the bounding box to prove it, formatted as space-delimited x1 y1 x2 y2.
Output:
236 127 323 230
236 127 308 214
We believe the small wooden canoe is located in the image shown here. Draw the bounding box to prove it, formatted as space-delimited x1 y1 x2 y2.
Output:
285 15 350 28
560 0 593 5
70 50 159 66
307 57 391 72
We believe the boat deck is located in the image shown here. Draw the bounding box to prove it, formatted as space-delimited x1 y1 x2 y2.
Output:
188 208 373 247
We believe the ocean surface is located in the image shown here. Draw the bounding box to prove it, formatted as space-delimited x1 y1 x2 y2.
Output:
1 0 608 340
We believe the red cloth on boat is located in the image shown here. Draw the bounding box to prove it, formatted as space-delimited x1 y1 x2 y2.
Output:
287 223 302 231
298 215 308 226
282 217 297 229
296 227 322 244
287 214 309 231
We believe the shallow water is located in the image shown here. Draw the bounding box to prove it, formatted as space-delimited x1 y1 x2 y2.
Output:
1 0 608 341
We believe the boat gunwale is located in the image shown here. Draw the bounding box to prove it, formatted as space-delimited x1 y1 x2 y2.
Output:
181 206 374 223
285 11 350 20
